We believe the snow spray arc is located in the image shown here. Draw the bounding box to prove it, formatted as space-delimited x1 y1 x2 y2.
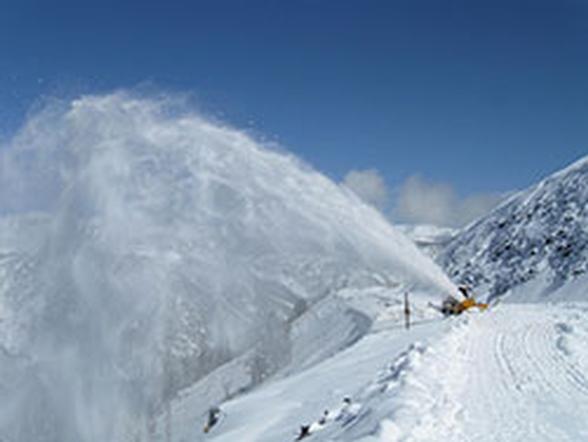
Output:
0 92 455 441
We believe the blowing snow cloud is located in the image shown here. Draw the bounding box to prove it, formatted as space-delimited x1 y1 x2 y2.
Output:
0 92 456 442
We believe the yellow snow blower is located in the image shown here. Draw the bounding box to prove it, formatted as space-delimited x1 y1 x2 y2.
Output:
438 286 488 316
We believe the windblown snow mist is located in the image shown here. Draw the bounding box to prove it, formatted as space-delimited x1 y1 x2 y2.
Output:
0 92 454 441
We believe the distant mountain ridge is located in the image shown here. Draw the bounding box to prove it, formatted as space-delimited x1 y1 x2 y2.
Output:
438 156 588 300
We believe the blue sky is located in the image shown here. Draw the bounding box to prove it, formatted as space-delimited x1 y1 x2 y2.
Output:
1 0 587 224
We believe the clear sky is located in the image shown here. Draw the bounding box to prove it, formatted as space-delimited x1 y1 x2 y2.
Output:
1 0 587 224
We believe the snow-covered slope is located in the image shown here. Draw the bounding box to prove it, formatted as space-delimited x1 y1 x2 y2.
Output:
439 156 588 300
158 286 445 442
0 93 454 442
178 301 588 442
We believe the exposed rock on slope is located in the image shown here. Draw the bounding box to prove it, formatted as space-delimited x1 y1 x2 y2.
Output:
439 156 588 300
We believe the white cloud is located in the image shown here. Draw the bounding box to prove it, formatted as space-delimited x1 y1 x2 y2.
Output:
342 169 389 210
342 169 505 228
393 174 505 227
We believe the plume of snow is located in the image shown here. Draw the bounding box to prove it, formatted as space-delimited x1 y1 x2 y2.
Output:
0 92 455 441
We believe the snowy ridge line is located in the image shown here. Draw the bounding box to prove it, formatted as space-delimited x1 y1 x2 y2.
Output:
457 155 588 235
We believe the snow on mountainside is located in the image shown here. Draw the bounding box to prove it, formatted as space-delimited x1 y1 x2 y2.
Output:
0 92 455 442
439 156 588 301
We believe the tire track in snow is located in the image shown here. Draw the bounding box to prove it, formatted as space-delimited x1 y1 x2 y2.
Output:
467 312 554 441
390 304 588 442
549 320 588 396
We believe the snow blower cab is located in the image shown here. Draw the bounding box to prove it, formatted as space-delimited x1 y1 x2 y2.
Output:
439 286 488 316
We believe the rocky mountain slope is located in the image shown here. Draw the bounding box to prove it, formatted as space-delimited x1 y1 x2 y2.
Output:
439 156 588 300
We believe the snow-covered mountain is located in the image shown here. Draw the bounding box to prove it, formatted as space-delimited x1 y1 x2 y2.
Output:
439 156 588 301
0 93 454 442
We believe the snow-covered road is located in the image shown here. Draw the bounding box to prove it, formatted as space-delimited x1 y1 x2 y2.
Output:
377 304 588 442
